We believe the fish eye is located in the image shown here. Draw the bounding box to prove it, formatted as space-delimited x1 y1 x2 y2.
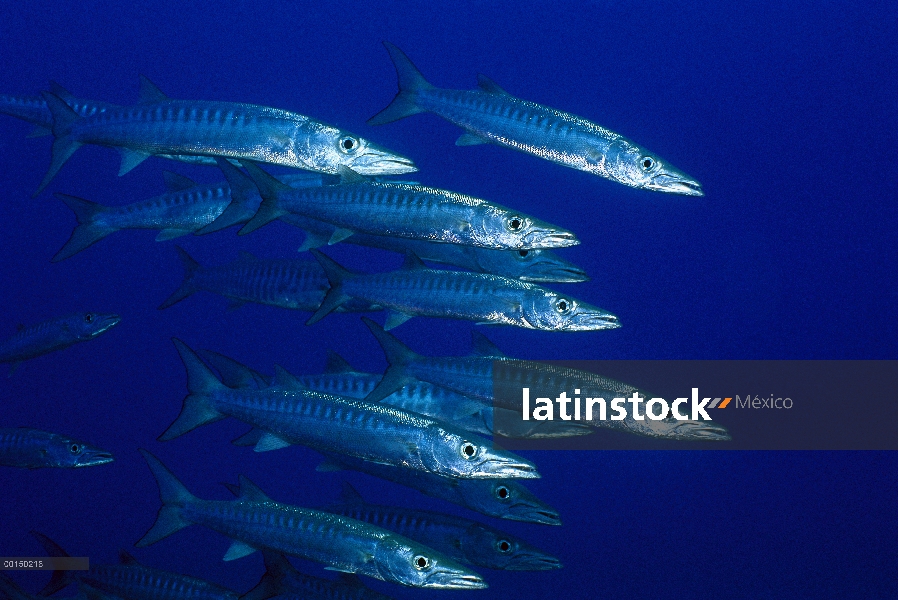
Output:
641 156 655 171
339 136 359 154
555 298 573 314
413 555 431 570
505 216 525 232
84 313 94 323
495 485 510 500
69 444 80 454
517 250 530 259
496 540 512 553
460 441 478 459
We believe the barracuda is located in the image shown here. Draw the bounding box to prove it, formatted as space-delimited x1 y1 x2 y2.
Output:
158 248 377 314
0 428 113 469
308 250 618 331
30 532 237 600
161 339 540 479
0 312 120 374
369 42 703 196
316 453 561 526
325 483 562 571
242 551 395 600
362 320 731 442
137 451 487 590
34 76 416 196
236 161 578 250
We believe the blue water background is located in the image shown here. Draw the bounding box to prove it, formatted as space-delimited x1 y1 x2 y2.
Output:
1 1 896 598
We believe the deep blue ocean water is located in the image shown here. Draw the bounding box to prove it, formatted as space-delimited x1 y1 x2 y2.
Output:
1 1 896 598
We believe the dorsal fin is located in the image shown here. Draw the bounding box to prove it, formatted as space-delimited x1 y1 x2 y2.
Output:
324 350 355 374
477 74 510 95
339 482 364 505
236 475 272 502
162 171 197 192
48 81 75 101
471 330 506 357
118 550 140 565
139 75 169 104
401 251 427 271
272 365 303 390
337 165 366 184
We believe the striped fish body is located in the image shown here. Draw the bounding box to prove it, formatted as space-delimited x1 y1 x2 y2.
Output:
75 563 237 600
0 313 120 365
327 485 561 571
0 92 116 130
102 183 239 233
270 182 577 250
0 428 113 468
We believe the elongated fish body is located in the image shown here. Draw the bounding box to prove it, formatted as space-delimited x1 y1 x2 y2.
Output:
370 42 703 196
158 248 376 314
309 251 618 331
0 313 120 370
163 339 539 479
137 452 486 590
363 321 731 442
326 483 561 571
35 77 416 195
317 453 561 526
0 428 113 468
31 532 237 600
240 164 578 250
243 551 395 600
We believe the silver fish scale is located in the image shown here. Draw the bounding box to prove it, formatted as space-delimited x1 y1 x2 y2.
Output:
196 259 327 309
104 185 234 230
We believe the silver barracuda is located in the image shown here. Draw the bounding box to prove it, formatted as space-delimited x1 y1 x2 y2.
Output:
362 320 731 442
30 532 237 600
242 551 395 600
34 76 416 195
316 453 561 526
235 161 578 250
369 42 703 196
0 428 113 469
161 339 540 479
0 312 120 374
308 250 619 331
137 451 487 590
158 248 377 314
325 483 562 571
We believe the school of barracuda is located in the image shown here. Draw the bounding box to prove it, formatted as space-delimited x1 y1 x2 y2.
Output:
2 42 721 597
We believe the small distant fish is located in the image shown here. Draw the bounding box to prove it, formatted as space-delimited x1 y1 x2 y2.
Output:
242 551 395 600
236 161 578 250
316 453 562 526
162 339 540 480
370 42 703 196
0 312 120 374
34 76 416 196
137 451 487 590
158 247 377 314
0 428 113 468
31 531 237 600
325 482 562 571
308 250 619 331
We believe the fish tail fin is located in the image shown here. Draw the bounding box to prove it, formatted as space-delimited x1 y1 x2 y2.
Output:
361 316 418 402
197 159 261 235
157 247 202 309
51 194 114 262
306 249 352 325
238 551 290 600
158 339 226 441
367 42 430 126
29 531 73 596
135 450 194 547
239 162 290 235
34 92 83 197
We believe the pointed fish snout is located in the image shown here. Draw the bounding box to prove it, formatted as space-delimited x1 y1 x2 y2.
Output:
351 147 418 175
479 458 541 479
77 450 115 467
428 573 488 590
649 173 704 196
522 229 580 249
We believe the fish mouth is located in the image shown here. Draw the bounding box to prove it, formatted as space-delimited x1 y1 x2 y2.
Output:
671 421 732 441
568 311 621 331
76 450 115 467
522 229 580 250
521 264 589 284
350 149 418 176
507 552 563 571
512 507 562 526
476 457 541 479
648 172 704 196
425 573 488 590
90 314 122 336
